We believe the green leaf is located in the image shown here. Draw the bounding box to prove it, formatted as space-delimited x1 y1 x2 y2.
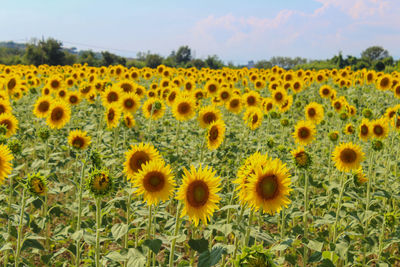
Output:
127 248 146 267
188 238 209 253
21 238 44 252
306 240 323 252
143 239 162 254
309 251 322 262
198 247 226 267
318 259 335 267
83 231 96 246
106 251 128 261
168 234 187 243
111 223 128 241
322 251 338 264
71 230 83 241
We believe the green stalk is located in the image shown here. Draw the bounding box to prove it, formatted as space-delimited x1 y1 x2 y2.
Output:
175 121 181 156
4 175 13 267
244 209 254 246
146 205 153 267
95 197 102 267
15 188 27 267
169 203 182 267
123 187 132 267
303 170 309 267
75 156 87 267
233 205 246 260
332 175 347 243
362 150 374 265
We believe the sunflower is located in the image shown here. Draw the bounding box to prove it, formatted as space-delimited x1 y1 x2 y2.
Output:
67 91 81 106
120 92 140 114
0 113 18 137
376 75 392 91
123 113 135 128
105 105 122 129
0 100 11 115
166 88 179 106
290 147 312 169
332 142 364 172
198 105 221 129
272 88 287 107
47 76 64 91
246 158 292 215
292 120 316 146
278 95 293 113
370 118 389 139
172 96 196 121
219 87 232 103
332 98 345 113
262 97 274 114
305 102 324 124
359 119 371 141
243 91 260 108
132 160 175 206
123 143 162 180
46 101 71 129
142 98 165 120
34 96 52 119
176 164 221 226
102 86 121 107
344 123 355 135
243 107 263 130
291 79 303 94
225 96 242 114
27 173 48 196
353 167 367 186
0 144 13 184
234 152 270 205
86 168 113 197
68 130 91 150
205 80 219 96
207 120 226 150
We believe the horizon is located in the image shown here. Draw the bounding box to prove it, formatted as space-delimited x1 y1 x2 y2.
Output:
1 0 399 65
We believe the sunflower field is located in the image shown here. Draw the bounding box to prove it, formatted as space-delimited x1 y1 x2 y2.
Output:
0 64 400 267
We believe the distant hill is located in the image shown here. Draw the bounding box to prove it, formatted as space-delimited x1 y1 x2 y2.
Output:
0 41 26 50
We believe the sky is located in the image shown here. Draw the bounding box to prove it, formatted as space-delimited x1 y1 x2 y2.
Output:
0 0 399 64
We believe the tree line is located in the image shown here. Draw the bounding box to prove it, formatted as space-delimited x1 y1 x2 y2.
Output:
0 38 399 71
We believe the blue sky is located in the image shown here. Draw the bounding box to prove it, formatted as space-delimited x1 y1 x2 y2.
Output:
0 0 399 64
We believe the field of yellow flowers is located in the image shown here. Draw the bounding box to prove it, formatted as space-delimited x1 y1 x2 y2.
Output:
0 64 399 266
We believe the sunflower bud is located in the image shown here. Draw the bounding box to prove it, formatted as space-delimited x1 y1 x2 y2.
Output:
280 118 289 127
0 135 7 145
8 139 22 155
385 212 397 228
90 150 102 170
37 127 50 142
328 131 339 142
27 173 48 197
269 111 279 119
327 111 334 118
372 140 383 151
291 147 312 169
86 168 113 197
267 138 275 148
362 108 373 118
154 101 162 111
339 112 348 121
0 124 7 136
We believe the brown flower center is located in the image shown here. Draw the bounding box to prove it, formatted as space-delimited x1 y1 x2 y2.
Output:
298 127 310 139
178 102 190 115
129 151 150 173
143 171 165 192
256 174 279 200
186 180 209 207
208 126 219 142
339 148 357 164
51 107 64 121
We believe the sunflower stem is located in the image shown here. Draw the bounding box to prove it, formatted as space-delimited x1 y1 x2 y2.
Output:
75 155 86 267
4 175 13 267
95 197 102 267
15 188 27 267
174 121 181 157
303 170 309 267
362 150 374 265
332 175 348 244
244 209 254 246
146 205 153 267
169 203 181 267
123 185 132 267
233 204 246 261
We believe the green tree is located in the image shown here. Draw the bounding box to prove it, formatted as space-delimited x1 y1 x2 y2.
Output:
361 46 389 62
205 55 224 69
145 54 163 68
175 46 192 65
79 50 100 66
254 60 272 69
101 51 126 66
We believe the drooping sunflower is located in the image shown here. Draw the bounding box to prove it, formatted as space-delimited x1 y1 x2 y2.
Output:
142 98 166 120
172 95 196 121
292 120 316 146
353 167 367 186
123 113 135 128
370 118 389 139
305 102 324 124
105 104 122 129
290 147 312 169
0 113 19 137
262 97 274 114
207 120 226 150
332 142 364 172
245 158 292 215
0 144 13 184
46 100 71 129
68 130 91 150
132 160 175 206
123 143 162 180
27 173 48 196
278 95 293 113
226 96 243 114
243 107 263 130
120 92 140 114
359 119 371 141
198 105 221 129
176 164 221 226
